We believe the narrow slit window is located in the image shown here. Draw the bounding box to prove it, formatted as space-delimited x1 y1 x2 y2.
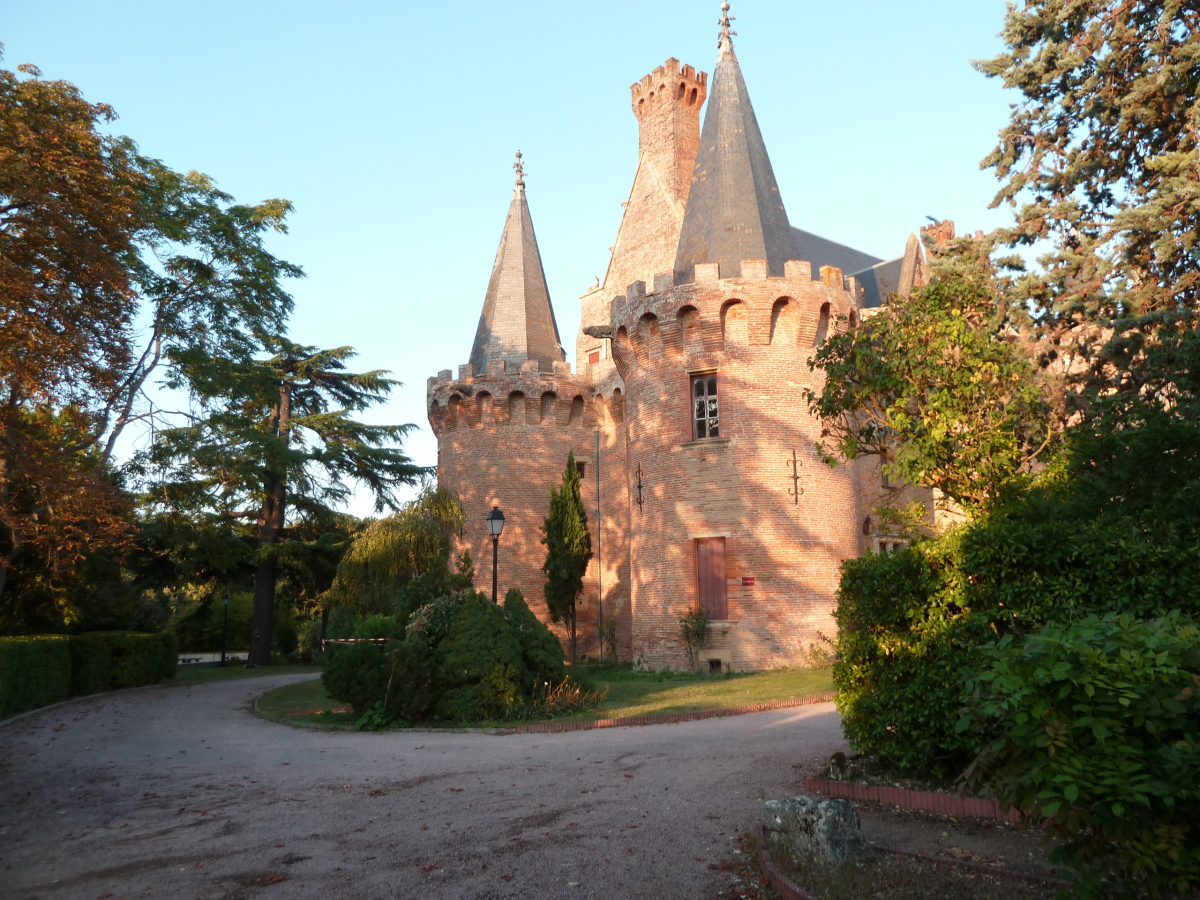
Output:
692 374 719 439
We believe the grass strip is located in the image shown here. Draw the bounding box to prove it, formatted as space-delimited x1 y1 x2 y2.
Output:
256 666 834 730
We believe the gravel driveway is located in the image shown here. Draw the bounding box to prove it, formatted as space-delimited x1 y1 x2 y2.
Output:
1 673 847 899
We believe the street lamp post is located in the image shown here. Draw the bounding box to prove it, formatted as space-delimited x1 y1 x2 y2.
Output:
220 593 230 667
486 506 506 604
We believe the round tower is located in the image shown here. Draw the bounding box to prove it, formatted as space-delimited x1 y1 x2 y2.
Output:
428 155 632 661
610 261 865 671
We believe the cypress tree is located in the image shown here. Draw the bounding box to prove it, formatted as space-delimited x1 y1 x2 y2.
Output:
541 450 592 668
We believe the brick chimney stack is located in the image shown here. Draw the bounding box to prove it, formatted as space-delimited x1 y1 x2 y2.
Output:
631 59 708 206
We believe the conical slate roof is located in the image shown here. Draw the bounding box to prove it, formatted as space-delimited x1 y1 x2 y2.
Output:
673 11 799 282
469 153 565 374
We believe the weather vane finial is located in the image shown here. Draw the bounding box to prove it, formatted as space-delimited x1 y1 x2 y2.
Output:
718 1 736 49
513 150 525 189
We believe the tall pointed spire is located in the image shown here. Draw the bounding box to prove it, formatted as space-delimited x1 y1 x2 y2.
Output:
468 152 565 374
673 2 799 282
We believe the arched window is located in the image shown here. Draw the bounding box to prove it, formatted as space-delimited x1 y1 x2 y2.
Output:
721 300 747 348
508 391 526 426
569 395 585 427
476 391 493 425
814 303 830 346
539 392 557 425
770 298 796 345
679 305 701 347
610 388 624 425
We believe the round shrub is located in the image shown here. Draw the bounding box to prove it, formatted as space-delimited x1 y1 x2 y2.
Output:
503 588 565 693
435 593 527 722
382 639 438 721
321 642 388 716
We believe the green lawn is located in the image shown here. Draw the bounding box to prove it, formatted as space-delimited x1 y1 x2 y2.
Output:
564 666 834 722
172 663 321 684
255 666 834 730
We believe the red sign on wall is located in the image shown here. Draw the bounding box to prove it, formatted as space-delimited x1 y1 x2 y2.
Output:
742 576 755 586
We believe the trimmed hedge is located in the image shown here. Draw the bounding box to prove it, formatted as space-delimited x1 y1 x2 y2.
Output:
0 631 179 718
69 634 112 696
85 631 178 687
0 636 72 716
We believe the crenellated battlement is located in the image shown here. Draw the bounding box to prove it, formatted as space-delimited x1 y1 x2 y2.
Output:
605 258 860 378
630 57 708 117
427 361 620 438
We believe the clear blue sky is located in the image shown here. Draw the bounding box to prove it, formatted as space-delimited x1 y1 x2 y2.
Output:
4 1 1017 514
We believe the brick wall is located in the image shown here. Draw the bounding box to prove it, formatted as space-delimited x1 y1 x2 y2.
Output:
611 260 865 670
429 365 630 662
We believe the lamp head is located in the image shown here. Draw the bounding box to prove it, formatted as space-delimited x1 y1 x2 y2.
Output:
486 506 506 537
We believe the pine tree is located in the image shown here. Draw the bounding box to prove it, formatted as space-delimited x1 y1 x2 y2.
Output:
977 1 1200 412
541 450 592 668
143 339 427 664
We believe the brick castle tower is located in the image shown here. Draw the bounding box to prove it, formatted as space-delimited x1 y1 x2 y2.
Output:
429 4 933 670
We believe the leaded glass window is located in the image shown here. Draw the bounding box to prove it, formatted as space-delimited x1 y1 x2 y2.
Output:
692 374 719 439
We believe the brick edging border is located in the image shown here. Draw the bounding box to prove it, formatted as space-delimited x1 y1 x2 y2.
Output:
753 825 1073 895
511 692 837 734
804 776 1024 824
753 823 818 900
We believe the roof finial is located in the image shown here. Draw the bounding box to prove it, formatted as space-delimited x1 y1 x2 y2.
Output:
718 1 736 50
513 150 525 190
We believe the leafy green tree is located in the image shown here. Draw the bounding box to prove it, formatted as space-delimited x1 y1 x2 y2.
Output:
328 484 466 616
978 0 1200 412
807 245 1057 517
0 53 300 622
143 340 427 664
0 56 141 615
541 450 592 666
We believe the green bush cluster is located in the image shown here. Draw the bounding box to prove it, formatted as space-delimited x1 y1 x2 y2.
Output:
962 613 1200 896
0 631 178 716
322 587 574 726
834 493 1200 779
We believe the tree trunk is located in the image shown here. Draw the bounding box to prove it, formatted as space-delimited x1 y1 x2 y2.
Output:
570 599 577 669
0 447 20 625
250 380 291 666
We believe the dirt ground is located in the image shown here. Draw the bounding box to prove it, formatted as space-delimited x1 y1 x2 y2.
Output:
0 673 850 900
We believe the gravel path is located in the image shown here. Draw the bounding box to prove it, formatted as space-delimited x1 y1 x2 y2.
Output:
0 674 848 899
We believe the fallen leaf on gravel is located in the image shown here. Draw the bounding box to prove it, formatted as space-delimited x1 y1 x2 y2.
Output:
263 873 288 883
626 824 639 829
624 774 633 779
580 790 592 794
568 882 581 887
449 788 463 792
368 789 386 797
501 874 515 881
421 864 440 872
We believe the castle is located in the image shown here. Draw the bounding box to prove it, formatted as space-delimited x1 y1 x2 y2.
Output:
427 5 934 671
